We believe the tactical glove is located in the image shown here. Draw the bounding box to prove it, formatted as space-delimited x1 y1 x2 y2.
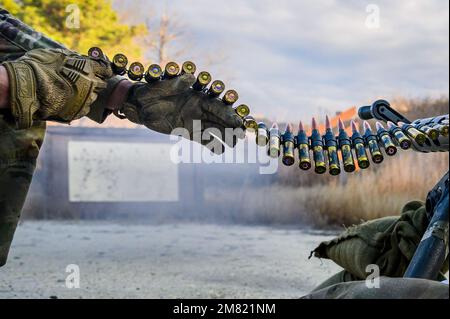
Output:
119 74 245 154
2 48 113 129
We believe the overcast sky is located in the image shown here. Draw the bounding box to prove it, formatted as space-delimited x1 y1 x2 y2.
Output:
117 0 449 122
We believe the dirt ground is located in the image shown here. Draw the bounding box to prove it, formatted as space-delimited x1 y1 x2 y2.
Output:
0 221 341 299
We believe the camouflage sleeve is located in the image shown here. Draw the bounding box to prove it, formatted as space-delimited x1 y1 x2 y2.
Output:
0 9 27 62
0 8 116 123
0 8 65 62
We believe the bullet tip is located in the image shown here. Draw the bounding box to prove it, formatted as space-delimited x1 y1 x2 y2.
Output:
363 121 371 131
325 115 331 130
312 117 318 130
351 120 359 132
298 121 304 132
338 118 345 131
285 123 293 133
376 121 385 130
271 122 279 130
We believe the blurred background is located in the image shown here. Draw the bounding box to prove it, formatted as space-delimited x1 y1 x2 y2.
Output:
4 0 447 227
0 0 448 298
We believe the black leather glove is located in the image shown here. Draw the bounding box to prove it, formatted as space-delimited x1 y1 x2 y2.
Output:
119 74 245 154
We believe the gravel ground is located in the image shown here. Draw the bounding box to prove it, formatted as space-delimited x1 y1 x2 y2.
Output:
0 221 340 299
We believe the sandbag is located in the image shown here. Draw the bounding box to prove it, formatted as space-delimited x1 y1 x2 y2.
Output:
312 270 359 292
302 277 449 299
311 201 449 280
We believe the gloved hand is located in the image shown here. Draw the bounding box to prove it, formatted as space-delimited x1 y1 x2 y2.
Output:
2 48 113 129
119 74 245 154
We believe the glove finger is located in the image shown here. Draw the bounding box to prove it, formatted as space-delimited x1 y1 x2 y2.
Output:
202 111 245 139
203 114 246 142
170 74 196 94
90 58 114 79
148 74 196 98
202 98 243 129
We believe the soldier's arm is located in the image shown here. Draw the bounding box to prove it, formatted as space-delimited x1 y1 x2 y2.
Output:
0 9 243 152
0 65 9 109
0 8 129 123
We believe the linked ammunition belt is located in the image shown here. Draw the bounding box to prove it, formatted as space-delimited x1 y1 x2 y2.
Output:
88 47 256 125
256 117 449 176
88 48 449 175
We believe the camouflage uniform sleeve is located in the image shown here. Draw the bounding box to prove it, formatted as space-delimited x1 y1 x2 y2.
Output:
0 8 65 61
0 9 48 266
0 9 27 62
0 8 116 123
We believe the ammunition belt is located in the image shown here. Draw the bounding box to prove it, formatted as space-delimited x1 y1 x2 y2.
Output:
257 118 449 176
88 47 255 125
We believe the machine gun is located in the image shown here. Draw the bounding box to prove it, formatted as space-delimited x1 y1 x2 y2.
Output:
358 100 449 281
359 100 449 153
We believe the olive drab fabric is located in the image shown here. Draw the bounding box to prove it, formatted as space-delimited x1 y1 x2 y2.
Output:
0 8 124 124
312 270 360 292
2 48 114 129
311 201 449 283
302 277 449 299
0 9 44 266
0 116 45 266
0 7 125 266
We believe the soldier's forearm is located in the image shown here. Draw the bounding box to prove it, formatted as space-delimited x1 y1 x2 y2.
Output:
0 65 10 109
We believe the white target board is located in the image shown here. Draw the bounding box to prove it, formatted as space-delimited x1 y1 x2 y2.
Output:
68 141 179 202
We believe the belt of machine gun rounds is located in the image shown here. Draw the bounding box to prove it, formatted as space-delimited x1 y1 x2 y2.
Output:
88 47 257 128
253 116 449 176
87 47 448 173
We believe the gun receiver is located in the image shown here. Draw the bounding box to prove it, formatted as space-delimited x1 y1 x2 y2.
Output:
404 171 449 280
358 100 449 153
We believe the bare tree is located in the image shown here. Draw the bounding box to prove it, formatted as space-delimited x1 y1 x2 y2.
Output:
116 2 229 71
143 9 190 65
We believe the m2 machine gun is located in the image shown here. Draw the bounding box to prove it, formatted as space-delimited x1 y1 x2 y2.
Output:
359 100 449 281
